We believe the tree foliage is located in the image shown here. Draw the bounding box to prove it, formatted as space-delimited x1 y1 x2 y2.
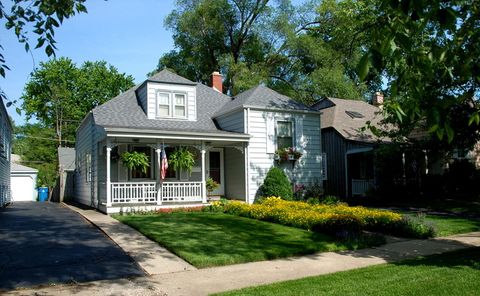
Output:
21 57 135 146
13 123 58 187
151 0 369 103
357 0 480 149
0 0 87 108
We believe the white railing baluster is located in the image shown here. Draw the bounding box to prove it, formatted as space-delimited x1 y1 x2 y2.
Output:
110 181 203 205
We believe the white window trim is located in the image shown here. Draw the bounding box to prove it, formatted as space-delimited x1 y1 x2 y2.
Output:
155 90 188 119
275 119 294 149
156 91 171 117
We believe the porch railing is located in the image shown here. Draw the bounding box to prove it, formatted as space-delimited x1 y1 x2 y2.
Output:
111 182 157 204
109 181 203 204
160 181 203 203
351 179 374 196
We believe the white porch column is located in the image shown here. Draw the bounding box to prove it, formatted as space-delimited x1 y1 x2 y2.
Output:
201 148 207 203
156 148 162 205
106 146 112 207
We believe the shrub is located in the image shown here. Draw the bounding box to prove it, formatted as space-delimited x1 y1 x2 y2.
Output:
311 214 364 236
260 167 293 200
304 179 324 200
320 195 341 205
386 214 436 239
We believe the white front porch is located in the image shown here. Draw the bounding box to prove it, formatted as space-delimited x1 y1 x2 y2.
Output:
96 135 249 213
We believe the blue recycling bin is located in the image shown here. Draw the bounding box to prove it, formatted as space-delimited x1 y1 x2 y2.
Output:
38 187 48 202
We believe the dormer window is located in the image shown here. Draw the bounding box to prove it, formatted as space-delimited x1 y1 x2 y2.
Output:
157 92 170 117
155 90 187 119
174 94 186 117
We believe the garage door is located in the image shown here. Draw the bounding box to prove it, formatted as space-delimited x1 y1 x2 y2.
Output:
11 176 36 201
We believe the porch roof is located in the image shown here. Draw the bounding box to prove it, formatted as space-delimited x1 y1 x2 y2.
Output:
104 127 250 142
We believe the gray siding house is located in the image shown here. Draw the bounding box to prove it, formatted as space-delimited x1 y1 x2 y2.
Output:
312 95 387 198
0 100 12 207
75 70 323 213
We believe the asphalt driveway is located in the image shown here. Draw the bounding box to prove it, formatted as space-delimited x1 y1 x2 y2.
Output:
0 202 144 290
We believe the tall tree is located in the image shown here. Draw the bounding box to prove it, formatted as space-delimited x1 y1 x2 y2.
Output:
21 57 135 146
152 0 370 103
0 0 88 109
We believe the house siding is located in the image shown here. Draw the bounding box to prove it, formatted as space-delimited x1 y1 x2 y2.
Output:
75 114 105 207
146 82 197 121
247 109 322 203
0 102 12 207
322 128 374 198
136 83 148 114
215 110 245 133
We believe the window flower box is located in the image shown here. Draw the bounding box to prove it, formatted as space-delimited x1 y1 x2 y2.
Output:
274 147 303 162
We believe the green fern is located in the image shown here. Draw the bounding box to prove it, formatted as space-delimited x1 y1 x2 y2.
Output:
169 147 195 174
120 151 150 174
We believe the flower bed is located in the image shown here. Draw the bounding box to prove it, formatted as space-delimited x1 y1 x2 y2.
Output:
206 197 435 238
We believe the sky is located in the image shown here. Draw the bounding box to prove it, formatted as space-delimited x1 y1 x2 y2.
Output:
2 0 176 126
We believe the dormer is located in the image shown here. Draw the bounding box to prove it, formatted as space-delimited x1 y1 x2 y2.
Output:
136 69 197 121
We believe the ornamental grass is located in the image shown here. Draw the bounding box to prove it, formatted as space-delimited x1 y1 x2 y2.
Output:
207 197 434 238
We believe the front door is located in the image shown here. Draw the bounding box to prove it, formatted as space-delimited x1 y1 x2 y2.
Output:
206 148 224 196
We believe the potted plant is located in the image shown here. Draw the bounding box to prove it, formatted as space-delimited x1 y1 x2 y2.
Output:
206 177 219 195
169 147 196 174
120 151 150 173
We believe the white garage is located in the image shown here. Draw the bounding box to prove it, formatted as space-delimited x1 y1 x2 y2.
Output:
11 163 38 202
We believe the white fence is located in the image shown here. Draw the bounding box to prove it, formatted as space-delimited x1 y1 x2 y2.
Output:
351 179 374 196
159 181 203 203
111 182 157 204
110 181 203 204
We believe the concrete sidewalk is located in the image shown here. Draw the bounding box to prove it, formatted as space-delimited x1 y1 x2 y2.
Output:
64 203 195 275
5 231 480 296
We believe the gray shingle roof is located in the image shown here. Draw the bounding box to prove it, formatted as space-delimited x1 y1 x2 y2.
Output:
91 72 243 135
90 70 313 136
147 69 196 85
312 97 389 143
58 147 76 171
214 85 315 116
11 163 38 173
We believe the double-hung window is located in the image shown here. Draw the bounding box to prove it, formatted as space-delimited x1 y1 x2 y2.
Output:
156 92 170 117
276 121 293 149
156 91 187 119
174 94 186 117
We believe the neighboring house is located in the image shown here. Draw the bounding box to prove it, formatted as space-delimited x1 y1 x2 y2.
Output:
52 147 76 202
312 94 388 198
10 162 38 202
0 100 12 207
75 70 323 214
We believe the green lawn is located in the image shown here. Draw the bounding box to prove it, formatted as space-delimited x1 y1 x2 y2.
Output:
115 212 384 268
401 212 480 237
217 248 480 296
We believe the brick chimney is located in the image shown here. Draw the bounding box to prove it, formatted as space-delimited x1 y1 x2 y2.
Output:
211 71 223 93
372 92 384 108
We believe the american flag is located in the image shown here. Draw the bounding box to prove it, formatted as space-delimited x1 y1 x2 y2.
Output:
161 149 168 180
